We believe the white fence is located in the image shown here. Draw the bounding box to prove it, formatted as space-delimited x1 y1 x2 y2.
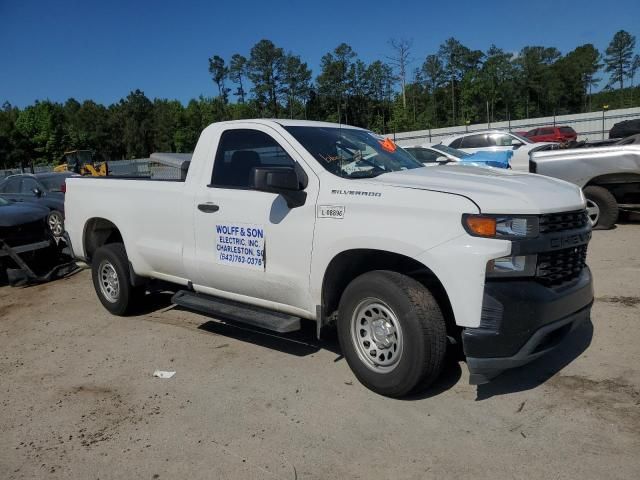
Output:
389 106 640 146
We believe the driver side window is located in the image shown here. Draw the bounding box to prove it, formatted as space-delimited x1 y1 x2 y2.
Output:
211 129 296 189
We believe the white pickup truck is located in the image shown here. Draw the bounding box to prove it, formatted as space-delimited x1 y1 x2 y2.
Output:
65 120 594 397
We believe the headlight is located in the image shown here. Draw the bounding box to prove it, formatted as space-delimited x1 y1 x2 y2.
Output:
486 254 537 277
463 214 539 238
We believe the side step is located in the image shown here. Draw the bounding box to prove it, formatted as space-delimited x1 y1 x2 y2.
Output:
171 290 301 333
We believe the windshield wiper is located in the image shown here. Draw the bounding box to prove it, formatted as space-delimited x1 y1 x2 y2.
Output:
346 170 386 179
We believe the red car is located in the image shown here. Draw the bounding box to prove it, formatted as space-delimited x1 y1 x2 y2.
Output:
525 126 577 143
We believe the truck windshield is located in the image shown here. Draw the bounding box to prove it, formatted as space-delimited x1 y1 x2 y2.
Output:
285 126 424 179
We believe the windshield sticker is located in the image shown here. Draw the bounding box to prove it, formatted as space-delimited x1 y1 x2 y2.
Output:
215 223 265 270
317 205 345 219
378 138 397 153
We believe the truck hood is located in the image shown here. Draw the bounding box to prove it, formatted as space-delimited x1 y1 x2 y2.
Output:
367 166 585 214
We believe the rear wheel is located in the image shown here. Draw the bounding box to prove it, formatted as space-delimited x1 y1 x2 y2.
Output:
91 243 143 315
584 186 618 229
337 271 447 397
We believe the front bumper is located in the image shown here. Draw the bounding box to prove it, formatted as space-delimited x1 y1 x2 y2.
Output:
463 267 593 385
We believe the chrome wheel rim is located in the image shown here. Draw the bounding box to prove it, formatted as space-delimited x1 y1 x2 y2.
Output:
98 260 120 303
586 199 600 226
48 212 64 236
350 298 403 373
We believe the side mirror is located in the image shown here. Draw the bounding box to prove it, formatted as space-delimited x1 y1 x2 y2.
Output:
511 141 523 149
435 156 451 164
251 166 306 209
33 188 43 197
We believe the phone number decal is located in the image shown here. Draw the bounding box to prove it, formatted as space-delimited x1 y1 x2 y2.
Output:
215 223 265 270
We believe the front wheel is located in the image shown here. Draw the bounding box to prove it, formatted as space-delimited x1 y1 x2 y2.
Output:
91 243 143 315
337 271 447 397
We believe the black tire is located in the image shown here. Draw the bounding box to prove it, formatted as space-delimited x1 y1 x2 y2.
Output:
337 270 447 397
584 186 618 229
91 243 143 315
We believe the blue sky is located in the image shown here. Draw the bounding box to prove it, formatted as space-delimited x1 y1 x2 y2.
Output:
1 0 639 107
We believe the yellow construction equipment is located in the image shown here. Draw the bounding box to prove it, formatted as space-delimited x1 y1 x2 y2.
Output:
54 150 108 176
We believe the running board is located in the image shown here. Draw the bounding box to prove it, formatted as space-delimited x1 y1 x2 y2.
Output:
171 290 301 333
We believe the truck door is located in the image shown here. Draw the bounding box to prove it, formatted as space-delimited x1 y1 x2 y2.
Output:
191 125 319 316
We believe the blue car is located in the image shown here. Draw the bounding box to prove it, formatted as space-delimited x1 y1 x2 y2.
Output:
404 144 512 168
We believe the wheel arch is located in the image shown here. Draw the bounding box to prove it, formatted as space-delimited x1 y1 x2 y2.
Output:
320 249 456 338
585 172 640 188
83 217 124 263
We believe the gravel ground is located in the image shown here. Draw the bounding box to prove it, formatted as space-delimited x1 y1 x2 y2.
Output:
1 223 639 479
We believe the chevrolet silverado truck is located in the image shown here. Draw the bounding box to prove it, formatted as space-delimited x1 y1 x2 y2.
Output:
64 120 594 397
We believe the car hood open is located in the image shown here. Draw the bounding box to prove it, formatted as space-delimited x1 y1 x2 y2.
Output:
366 166 585 214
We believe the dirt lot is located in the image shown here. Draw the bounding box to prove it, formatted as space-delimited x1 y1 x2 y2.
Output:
1 224 639 480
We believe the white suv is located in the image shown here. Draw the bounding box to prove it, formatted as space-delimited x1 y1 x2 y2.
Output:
441 130 556 171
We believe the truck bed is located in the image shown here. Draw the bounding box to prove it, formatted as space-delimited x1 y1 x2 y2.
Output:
108 152 191 181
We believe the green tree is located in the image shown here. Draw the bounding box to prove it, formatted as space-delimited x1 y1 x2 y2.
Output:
64 99 113 157
282 54 312 119
116 90 154 159
604 30 636 90
248 39 286 117
152 99 184 152
515 46 561 117
387 38 413 109
316 43 357 123
629 54 640 87
229 54 248 103
0 102 29 169
208 55 230 102
421 54 446 127
362 60 394 131
438 38 482 125
14 100 67 165
478 46 515 122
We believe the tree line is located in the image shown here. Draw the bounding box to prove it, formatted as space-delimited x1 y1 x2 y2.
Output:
1 30 639 169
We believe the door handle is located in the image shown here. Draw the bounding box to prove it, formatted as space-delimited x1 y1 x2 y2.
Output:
198 203 220 213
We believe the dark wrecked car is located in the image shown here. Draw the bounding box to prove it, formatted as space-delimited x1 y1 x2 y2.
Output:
0 172 74 237
0 197 53 283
